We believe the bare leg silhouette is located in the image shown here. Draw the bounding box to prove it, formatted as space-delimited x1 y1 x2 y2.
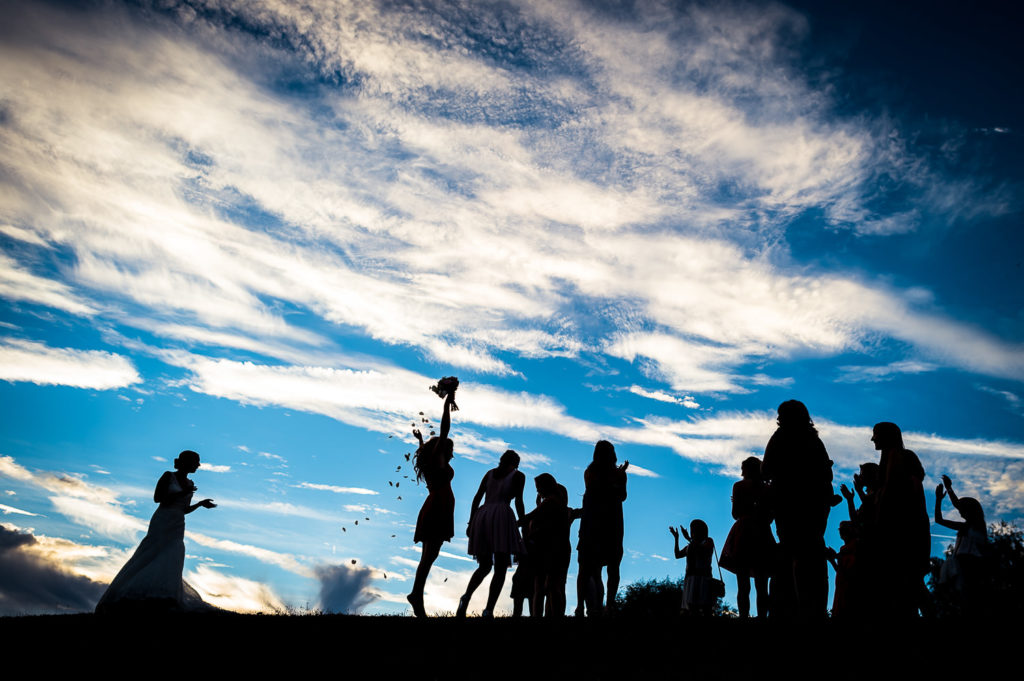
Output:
484 554 511 614
606 562 620 611
737 574 751 617
459 556 493 616
755 575 769 617
408 541 441 617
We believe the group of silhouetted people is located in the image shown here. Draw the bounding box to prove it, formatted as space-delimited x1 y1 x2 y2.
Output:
693 400 992 619
409 389 993 619
94 378 993 619
408 377 629 617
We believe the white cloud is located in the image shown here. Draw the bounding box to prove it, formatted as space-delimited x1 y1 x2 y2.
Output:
0 454 146 543
625 464 660 479
0 455 36 483
294 482 378 496
0 521 287 614
224 499 340 522
0 0 1017 407
1 522 132 584
200 464 231 473
258 452 287 464
0 338 141 390
0 503 40 516
160 353 1024 515
976 385 1023 415
186 564 287 613
836 360 938 382
0 253 96 316
629 385 701 409
186 530 312 577
49 495 146 544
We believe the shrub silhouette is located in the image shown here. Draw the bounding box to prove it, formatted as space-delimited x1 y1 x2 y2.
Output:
619 577 735 617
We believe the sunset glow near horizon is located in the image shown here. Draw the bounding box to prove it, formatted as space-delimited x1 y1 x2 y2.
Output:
1 0 1022 614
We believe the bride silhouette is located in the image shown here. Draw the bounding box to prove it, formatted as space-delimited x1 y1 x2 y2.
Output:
96 450 217 614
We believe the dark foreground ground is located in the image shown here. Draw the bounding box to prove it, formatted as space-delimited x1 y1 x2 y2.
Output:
1 614 1010 679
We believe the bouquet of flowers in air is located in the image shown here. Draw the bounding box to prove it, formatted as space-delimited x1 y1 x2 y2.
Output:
430 376 459 411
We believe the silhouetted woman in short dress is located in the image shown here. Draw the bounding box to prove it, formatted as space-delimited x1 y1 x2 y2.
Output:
577 440 628 616
407 385 458 618
719 456 775 618
96 450 216 614
457 449 526 617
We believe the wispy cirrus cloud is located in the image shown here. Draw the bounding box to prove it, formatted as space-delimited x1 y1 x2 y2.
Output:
628 385 701 409
0 503 40 517
0 338 140 390
156 353 1024 517
0 454 145 543
294 482 379 496
0 0 1019 400
186 564 287 613
625 464 660 479
0 253 96 317
836 360 939 383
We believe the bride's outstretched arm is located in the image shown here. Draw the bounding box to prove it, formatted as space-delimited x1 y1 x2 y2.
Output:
439 393 454 441
186 499 217 514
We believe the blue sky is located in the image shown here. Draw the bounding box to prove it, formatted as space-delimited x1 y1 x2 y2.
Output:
1 0 1022 614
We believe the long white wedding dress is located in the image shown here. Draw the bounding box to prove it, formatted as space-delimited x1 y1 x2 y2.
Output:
95 472 211 613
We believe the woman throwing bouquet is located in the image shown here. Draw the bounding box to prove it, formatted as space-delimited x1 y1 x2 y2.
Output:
407 377 459 617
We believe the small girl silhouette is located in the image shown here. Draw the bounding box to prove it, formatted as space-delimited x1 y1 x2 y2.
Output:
670 519 716 616
935 474 990 615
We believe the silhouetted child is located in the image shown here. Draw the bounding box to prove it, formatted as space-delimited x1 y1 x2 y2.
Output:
523 474 571 617
839 462 881 612
825 520 861 618
510 491 539 617
670 519 715 616
840 463 880 531
935 474 989 616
